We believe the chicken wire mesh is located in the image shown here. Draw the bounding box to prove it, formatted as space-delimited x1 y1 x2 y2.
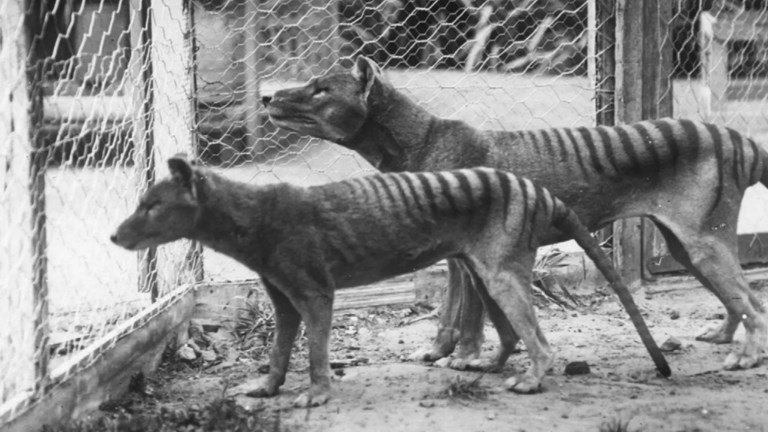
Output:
0 0 198 417
640 0 768 265
192 0 604 280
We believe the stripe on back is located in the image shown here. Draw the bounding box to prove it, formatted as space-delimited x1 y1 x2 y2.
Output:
415 173 440 217
434 172 459 214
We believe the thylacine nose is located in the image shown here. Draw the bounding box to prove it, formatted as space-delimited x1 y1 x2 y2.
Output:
109 233 118 244
262 95 272 106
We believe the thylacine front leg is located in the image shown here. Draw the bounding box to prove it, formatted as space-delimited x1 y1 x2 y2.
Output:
245 278 301 398
269 254 336 408
288 289 334 408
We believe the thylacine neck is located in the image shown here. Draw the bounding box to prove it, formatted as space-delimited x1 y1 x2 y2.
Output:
190 171 286 268
352 82 439 171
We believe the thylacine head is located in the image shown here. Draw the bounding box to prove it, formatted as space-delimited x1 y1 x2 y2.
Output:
260 57 380 143
110 155 203 250
262 56 432 169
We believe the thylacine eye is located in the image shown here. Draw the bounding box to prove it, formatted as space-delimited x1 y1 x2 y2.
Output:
143 202 158 214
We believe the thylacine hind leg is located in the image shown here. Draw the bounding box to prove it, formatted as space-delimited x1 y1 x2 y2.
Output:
468 252 553 393
655 221 768 369
446 259 520 371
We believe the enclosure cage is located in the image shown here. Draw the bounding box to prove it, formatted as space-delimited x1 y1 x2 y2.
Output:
2 0 768 428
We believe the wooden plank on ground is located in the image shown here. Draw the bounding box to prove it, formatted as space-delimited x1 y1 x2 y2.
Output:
646 232 768 275
645 267 768 295
197 274 418 316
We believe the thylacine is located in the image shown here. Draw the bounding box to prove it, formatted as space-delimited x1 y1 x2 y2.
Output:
111 155 668 407
262 56 768 371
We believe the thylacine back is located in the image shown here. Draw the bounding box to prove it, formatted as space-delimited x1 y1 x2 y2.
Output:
111 156 668 408
314 168 564 262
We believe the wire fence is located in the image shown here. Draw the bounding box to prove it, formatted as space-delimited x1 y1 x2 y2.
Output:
644 2 768 265
0 0 198 420
2 0 768 426
194 0 603 280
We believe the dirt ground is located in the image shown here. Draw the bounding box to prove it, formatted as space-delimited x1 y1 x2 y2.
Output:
83 279 768 432
37 145 768 432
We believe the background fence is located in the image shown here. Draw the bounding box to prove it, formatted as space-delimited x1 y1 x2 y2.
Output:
1 0 768 427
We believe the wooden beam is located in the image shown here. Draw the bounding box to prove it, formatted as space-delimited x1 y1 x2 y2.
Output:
149 0 202 295
613 0 673 287
23 0 52 395
184 0 205 283
0 0 37 409
592 0 616 245
243 0 268 160
647 232 768 275
592 0 616 128
197 275 417 317
612 0 643 288
128 0 159 298
0 285 198 432
639 0 673 281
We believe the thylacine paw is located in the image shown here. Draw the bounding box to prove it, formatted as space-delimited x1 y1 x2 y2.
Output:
695 322 736 344
504 374 542 394
409 347 446 362
242 376 281 398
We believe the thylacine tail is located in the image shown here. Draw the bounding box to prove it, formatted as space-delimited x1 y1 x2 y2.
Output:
553 201 672 378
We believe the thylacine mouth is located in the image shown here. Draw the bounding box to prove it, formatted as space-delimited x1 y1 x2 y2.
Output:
269 115 317 131
111 234 161 251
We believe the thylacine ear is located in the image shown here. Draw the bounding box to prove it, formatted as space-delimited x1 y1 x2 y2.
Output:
353 56 382 102
168 154 198 199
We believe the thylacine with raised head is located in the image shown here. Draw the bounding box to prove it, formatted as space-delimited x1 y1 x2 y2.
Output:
262 56 768 371
111 155 668 407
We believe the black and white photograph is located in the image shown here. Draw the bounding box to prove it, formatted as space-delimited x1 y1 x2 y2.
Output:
1 0 768 430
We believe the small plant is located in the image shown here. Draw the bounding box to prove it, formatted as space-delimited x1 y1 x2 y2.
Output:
531 247 576 308
598 417 631 432
231 295 274 355
436 374 488 401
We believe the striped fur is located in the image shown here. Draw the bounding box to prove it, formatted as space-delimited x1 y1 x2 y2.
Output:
512 119 766 215
111 157 667 407
263 56 768 372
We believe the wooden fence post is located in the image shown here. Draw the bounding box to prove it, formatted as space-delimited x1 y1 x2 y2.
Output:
612 0 673 287
592 0 616 246
128 0 202 300
640 0 673 281
0 0 43 405
129 0 159 299
244 0 267 159
21 0 52 395
185 0 205 284
151 0 203 294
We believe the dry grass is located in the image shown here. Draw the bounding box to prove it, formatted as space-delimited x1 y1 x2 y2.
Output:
598 417 632 432
434 374 489 401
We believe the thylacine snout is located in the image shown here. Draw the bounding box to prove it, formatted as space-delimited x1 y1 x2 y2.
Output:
109 222 144 251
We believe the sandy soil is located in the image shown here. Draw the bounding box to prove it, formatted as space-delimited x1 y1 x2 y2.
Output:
124 281 768 432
